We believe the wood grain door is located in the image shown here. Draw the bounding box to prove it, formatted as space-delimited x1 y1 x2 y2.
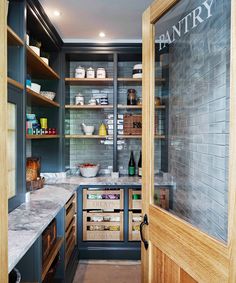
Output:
142 0 236 282
0 0 8 282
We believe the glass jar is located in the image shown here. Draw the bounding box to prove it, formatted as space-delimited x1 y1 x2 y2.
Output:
127 89 137 105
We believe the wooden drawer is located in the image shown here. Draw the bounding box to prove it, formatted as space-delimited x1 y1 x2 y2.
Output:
65 234 76 267
83 211 123 241
129 189 142 210
129 212 142 241
83 189 124 210
65 194 76 210
65 202 75 231
65 215 75 241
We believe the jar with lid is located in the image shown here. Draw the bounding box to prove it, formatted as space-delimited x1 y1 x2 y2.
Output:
86 67 95 79
75 66 85 78
75 93 84 105
96 68 106 79
127 89 137 105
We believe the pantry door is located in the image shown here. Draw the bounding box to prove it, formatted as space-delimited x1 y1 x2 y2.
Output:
142 0 236 282
0 0 8 282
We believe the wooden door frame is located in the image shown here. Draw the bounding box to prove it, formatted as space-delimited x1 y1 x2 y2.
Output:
0 0 8 282
142 0 236 282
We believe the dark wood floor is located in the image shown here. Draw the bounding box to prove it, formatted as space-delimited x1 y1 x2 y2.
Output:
72 260 141 283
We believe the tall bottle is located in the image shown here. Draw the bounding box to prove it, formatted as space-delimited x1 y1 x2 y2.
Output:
138 150 142 177
128 150 136 176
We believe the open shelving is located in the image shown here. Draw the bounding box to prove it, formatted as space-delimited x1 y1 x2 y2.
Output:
65 105 113 109
26 87 60 107
26 135 60 140
65 135 112 139
65 78 113 85
7 26 24 46
27 46 60 79
7 77 24 90
118 135 166 139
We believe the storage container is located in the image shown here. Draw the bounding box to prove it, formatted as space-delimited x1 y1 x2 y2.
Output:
129 189 142 210
129 212 142 241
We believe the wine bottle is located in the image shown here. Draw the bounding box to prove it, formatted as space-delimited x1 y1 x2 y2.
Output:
128 150 136 176
138 150 142 177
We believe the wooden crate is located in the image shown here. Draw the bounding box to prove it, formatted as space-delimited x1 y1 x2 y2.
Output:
42 219 57 263
129 189 142 210
129 212 142 241
124 114 158 136
83 189 124 210
65 201 75 231
65 228 76 267
83 211 123 241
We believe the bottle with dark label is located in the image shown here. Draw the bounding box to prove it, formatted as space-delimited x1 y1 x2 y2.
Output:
138 150 142 177
128 150 136 176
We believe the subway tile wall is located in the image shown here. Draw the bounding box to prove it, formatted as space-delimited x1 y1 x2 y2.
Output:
165 0 230 242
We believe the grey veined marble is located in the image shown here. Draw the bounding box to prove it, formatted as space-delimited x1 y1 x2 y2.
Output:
8 175 174 272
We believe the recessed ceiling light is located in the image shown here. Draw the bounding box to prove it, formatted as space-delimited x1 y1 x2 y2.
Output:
99 32 106 38
53 10 61 17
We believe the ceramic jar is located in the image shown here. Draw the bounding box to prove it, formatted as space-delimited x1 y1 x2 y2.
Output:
96 68 106 79
86 67 95 78
75 66 85 78
127 89 137 105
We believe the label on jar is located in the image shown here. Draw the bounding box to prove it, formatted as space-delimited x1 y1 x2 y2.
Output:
138 167 142 177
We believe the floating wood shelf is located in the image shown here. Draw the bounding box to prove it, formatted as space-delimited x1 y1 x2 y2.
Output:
26 135 60 140
26 88 60 107
65 135 113 139
27 46 60 79
118 135 166 139
7 77 24 90
65 78 113 86
42 237 63 281
65 105 113 109
118 105 166 109
118 77 165 84
7 26 24 46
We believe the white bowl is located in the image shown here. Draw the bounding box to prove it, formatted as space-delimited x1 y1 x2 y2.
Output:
79 164 100 178
41 57 49 65
40 91 56 101
29 46 40 56
31 83 41 94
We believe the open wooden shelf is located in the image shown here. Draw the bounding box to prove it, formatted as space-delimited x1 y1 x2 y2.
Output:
7 26 24 46
7 77 24 90
65 78 113 86
27 46 60 79
26 135 60 140
42 237 63 281
26 87 60 107
118 77 165 84
118 105 166 109
118 135 166 139
65 105 113 109
65 135 112 139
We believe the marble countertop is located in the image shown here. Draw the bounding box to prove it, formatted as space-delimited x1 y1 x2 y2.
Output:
8 174 174 272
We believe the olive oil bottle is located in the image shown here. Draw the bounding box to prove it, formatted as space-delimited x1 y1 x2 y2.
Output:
128 150 136 176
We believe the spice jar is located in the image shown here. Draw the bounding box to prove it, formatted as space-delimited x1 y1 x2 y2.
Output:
127 89 137 105
96 68 106 79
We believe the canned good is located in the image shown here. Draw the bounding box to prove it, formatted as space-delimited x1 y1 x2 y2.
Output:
40 118 48 129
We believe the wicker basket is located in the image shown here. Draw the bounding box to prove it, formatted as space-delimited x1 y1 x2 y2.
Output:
26 177 45 191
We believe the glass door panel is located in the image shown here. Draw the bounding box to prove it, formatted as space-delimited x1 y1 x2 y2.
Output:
154 0 230 243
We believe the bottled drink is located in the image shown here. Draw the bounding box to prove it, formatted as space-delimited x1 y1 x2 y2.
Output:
128 150 136 176
138 150 142 177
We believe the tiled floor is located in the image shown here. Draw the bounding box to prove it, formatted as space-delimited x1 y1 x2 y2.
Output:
72 260 141 283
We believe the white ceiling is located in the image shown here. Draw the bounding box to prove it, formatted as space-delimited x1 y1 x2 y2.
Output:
39 0 153 43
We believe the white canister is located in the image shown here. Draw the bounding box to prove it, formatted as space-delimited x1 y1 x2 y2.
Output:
132 64 142 79
86 67 95 79
96 68 106 79
75 66 85 78
75 94 84 105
